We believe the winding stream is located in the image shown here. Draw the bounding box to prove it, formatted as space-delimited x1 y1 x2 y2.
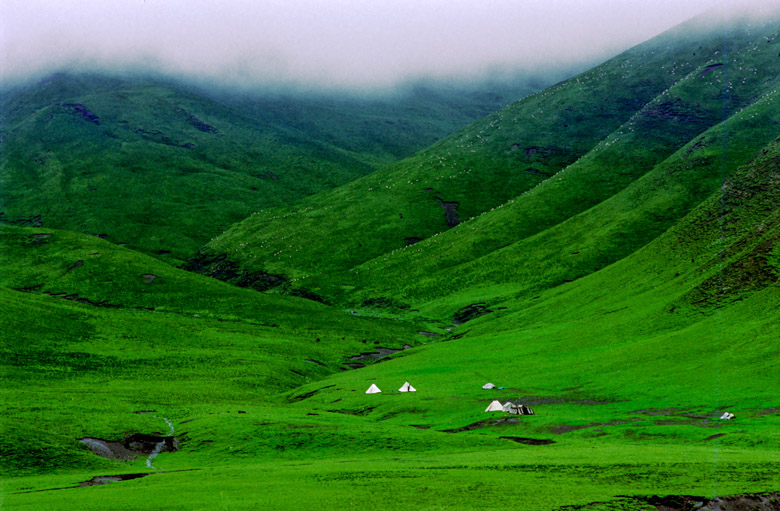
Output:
146 416 174 470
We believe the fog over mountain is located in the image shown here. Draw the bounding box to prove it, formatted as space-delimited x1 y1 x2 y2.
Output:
2 0 754 92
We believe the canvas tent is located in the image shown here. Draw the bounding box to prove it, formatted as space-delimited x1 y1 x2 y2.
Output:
485 400 504 412
398 381 416 392
365 384 381 394
720 412 735 420
482 383 496 390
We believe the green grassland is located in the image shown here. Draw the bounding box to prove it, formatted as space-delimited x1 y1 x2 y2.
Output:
0 72 542 264
197 12 780 287
5 7 780 511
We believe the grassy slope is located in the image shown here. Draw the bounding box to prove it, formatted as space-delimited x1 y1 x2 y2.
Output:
198 12 773 285
6 10 780 511
0 73 540 264
6 139 780 507
335 33 780 311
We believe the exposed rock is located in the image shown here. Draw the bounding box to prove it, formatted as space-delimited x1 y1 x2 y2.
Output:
80 473 150 487
183 252 287 292
435 197 460 228
29 233 52 245
453 303 493 324
66 260 84 273
141 274 157 283
288 287 329 304
349 345 412 362
60 103 99 124
12 214 43 227
80 434 177 460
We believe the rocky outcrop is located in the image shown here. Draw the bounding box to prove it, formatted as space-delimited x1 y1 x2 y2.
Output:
183 252 287 292
60 103 99 124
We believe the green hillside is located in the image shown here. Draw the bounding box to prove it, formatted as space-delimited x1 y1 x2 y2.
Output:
196 12 780 289
5 7 780 511
0 73 542 264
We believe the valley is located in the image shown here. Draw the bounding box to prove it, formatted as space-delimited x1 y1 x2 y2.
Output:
3 6 780 511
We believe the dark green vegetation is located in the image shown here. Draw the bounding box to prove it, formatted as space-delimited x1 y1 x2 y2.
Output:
0 72 547 264
4 8 780 511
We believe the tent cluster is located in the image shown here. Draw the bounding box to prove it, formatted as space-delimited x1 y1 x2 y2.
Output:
482 382 505 390
366 381 416 394
485 399 535 415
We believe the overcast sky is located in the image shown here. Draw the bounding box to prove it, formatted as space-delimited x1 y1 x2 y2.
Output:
0 0 752 90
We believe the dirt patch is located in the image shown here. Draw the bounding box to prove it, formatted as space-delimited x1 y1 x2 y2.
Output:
699 62 724 77
183 252 287 292
43 291 118 308
65 260 84 273
80 472 151 486
80 434 178 460
704 433 726 441
29 233 52 245
61 103 100 124
350 346 412 362
410 425 431 430
141 274 157 283
443 417 523 433
290 384 335 402
560 493 780 510
305 359 328 367
418 331 443 337
631 408 686 416
343 362 365 369
549 420 631 435
757 407 780 416
499 436 555 445
641 492 780 510
453 303 493 324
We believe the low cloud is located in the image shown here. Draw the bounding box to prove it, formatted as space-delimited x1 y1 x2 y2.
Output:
2 0 766 91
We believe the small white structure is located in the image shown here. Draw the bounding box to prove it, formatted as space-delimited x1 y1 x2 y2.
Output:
398 381 416 392
720 412 735 420
502 401 514 412
366 384 382 394
482 383 496 390
485 400 504 412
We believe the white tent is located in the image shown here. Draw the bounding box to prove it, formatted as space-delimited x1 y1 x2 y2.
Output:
398 381 416 392
365 384 382 394
485 400 504 412
482 383 496 390
720 412 735 420
502 401 513 412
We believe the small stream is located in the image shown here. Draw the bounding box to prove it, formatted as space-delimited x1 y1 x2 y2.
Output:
146 416 174 470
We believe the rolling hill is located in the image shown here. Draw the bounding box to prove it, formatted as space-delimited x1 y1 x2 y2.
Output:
0 72 548 264
5 5 780 511
193 10 780 297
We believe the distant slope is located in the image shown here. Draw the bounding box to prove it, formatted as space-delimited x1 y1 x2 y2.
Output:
0 72 546 264
197 10 778 291
289 136 780 430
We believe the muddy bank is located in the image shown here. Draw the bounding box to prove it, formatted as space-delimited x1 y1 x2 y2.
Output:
80 433 178 460
349 345 412 362
443 416 523 433
80 472 151 486
499 436 555 445
561 492 780 510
